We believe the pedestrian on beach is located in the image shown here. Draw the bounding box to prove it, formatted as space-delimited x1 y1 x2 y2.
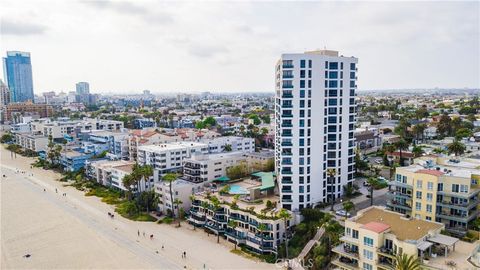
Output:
143 232 145 237
137 230 140 236
43 189 46 192
55 188 58 193
181 252 184 258
162 245 164 250
184 251 186 258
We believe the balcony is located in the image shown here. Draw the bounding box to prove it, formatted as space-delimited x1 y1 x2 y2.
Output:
437 188 480 198
332 244 359 259
389 181 412 189
281 152 292 156
331 257 359 270
282 74 293 78
281 104 293 108
282 64 293 69
281 160 292 165
437 200 478 211
204 222 224 233
377 257 395 270
282 198 293 203
281 94 293 98
281 114 293 118
386 200 411 211
387 191 412 200
280 170 292 175
281 142 292 147
377 246 396 259
281 180 293 184
281 189 293 194
282 85 294 89
436 209 479 223
281 133 293 137
281 123 293 127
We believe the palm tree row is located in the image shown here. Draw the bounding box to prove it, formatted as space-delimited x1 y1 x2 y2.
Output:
122 164 154 200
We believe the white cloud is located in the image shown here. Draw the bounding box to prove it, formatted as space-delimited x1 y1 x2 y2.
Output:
0 0 478 93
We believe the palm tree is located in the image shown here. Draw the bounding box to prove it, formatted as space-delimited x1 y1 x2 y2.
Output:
210 197 222 243
122 174 135 200
447 140 466 157
412 123 427 143
189 195 197 230
140 165 153 192
323 219 338 258
278 209 291 260
367 177 380 206
342 200 355 220
228 220 239 250
173 198 183 227
327 168 336 211
394 253 421 270
394 139 409 166
412 146 424 158
257 223 268 254
162 173 178 218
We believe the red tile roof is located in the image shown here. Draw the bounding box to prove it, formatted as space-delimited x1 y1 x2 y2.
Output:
387 151 415 158
415 169 445 176
361 222 391 233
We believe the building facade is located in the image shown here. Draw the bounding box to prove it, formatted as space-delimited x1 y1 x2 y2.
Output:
387 156 480 235
0 79 10 107
275 50 357 212
3 51 34 102
5 101 53 122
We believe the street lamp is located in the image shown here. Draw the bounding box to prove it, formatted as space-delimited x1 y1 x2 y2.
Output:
327 168 336 212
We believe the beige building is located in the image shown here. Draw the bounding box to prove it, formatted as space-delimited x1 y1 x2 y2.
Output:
388 156 480 235
14 132 48 152
85 160 136 191
333 206 466 270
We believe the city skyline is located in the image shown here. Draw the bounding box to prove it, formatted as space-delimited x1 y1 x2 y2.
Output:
1 1 479 94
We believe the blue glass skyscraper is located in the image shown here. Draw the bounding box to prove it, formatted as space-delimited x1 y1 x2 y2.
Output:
3 51 34 103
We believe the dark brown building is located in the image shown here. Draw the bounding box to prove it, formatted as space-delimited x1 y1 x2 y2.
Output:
6 101 53 122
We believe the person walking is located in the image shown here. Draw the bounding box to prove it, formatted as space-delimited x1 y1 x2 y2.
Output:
183 251 186 258
137 230 140 237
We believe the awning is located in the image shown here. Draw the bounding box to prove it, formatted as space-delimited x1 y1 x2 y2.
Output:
251 172 275 191
417 241 433 251
427 234 459 246
215 176 230 182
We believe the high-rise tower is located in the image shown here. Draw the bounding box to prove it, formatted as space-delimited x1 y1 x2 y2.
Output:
275 50 358 213
3 51 34 103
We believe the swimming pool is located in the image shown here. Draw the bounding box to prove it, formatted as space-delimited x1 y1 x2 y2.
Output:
229 184 249 195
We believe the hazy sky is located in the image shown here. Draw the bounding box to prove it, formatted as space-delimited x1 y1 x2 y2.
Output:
1 0 479 94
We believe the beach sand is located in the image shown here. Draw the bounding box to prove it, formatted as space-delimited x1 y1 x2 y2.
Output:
0 146 274 270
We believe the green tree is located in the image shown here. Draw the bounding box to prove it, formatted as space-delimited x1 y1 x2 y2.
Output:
0 133 13 143
278 209 292 260
173 198 183 227
327 168 336 211
257 223 268 254
342 200 355 220
394 139 409 166
162 173 178 218
437 113 452 137
411 146 424 158
367 177 381 206
447 140 466 157
394 253 421 270
224 144 232 152
226 163 249 180
455 128 473 139
228 220 239 250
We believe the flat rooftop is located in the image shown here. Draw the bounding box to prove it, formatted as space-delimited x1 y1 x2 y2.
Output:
353 207 443 241
402 163 480 179
138 141 207 152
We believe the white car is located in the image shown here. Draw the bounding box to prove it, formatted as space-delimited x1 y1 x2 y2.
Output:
375 159 383 164
335 210 351 217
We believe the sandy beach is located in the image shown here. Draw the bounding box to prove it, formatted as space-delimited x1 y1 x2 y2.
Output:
0 146 274 270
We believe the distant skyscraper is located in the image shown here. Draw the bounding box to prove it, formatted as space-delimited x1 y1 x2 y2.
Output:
0 79 10 106
275 50 358 213
76 82 90 95
3 51 34 103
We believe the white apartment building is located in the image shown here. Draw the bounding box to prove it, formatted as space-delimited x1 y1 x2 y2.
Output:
183 151 247 183
275 50 357 212
137 142 209 181
31 118 124 139
202 136 255 153
86 160 137 191
154 179 203 216
14 132 48 152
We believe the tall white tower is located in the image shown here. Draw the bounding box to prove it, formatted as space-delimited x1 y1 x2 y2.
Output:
275 50 358 213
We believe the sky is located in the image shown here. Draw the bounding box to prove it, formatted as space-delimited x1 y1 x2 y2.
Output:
0 0 479 94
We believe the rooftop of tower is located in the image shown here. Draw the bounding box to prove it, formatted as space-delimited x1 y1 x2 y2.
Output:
304 49 339 56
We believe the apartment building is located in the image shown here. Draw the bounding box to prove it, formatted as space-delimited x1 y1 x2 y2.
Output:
387 156 480 235
188 173 294 255
154 179 203 216
182 151 247 183
86 160 136 191
275 50 357 212
137 142 208 181
333 206 462 270
203 136 255 153
14 132 48 152
5 101 53 122
32 118 124 139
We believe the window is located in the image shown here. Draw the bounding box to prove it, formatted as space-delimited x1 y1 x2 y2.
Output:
416 191 422 199
363 237 373 247
427 182 434 190
352 229 359 239
346 227 351 236
350 63 356 70
417 180 423 188
460 184 469 193
427 193 433 202
452 184 459 193
328 81 338 88
416 202 422 211
363 249 373 260
438 183 443 191
363 263 372 270
426 204 432 213
300 60 306 68
329 62 338 69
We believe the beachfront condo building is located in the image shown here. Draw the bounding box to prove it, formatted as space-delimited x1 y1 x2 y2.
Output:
3 51 34 103
182 151 247 183
188 172 294 255
387 156 480 236
333 206 465 270
275 50 358 212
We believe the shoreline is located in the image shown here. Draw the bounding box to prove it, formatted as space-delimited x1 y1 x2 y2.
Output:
0 146 273 270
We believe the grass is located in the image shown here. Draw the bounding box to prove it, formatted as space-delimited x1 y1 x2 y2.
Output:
115 201 157 222
157 217 174 224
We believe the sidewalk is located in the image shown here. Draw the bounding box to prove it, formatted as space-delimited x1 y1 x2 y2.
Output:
322 188 389 212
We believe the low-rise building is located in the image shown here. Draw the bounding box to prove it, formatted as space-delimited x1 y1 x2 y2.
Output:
188 172 293 255
5 101 53 122
333 206 476 270
154 179 203 216
388 156 480 235
244 150 275 172
60 149 94 172
86 160 136 191
14 132 48 152
183 151 247 183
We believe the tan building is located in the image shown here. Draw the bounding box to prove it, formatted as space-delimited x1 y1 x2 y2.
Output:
333 206 467 270
5 101 53 122
388 156 480 235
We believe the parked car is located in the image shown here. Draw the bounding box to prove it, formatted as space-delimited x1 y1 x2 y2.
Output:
375 159 383 164
335 210 351 217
